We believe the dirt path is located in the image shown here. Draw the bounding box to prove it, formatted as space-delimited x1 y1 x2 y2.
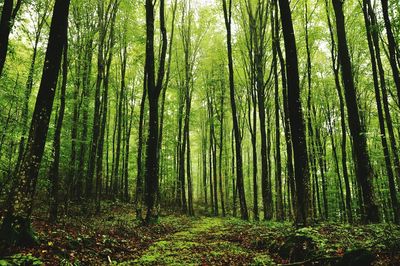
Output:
119 217 272 265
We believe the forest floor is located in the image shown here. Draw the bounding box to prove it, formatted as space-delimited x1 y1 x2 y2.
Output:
1 202 400 265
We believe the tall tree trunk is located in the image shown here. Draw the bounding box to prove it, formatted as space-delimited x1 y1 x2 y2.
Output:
231 129 237 217
0 0 70 245
276 26 296 220
366 0 400 194
363 0 400 223
135 68 147 220
184 83 193 216
87 0 106 199
273 0 283 221
124 81 135 202
144 0 167 224
0 0 22 76
332 0 380 223
77 36 94 200
208 92 218 215
326 104 346 221
177 86 187 212
49 38 68 223
314 109 328 220
223 0 248 220
380 0 400 105
279 0 310 225
218 95 226 217
158 0 177 181
187 127 194 216
114 31 126 200
324 0 352 223
202 124 208 209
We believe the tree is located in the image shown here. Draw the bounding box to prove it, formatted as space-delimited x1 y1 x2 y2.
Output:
0 0 22 76
362 0 400 223
272 0 284 221
223 0 248 220
332 0 380 223
278 0 310 225
324 0 352 223
48 36 68 224
143 0 167 224
0 0 70 245
16 0 50 172
380 0 400 106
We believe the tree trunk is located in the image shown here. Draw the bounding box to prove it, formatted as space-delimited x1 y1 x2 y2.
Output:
332 0 380 223
279 0 310 225
277 26 296 220
135 67 147 220
273 0 283 221
49 38 68 223
362 0 400 223
0 0 22 76
380 0 400 106
144 0 167 224
16 6 47 171
0 0 70 245
326 104 346 221
324 0 352 223
223 0 248 220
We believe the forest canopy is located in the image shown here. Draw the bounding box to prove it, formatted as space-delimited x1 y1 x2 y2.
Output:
1 0 400 264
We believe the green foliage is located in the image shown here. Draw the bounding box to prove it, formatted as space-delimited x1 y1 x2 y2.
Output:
0 253 42 266
295 226 328 251
251 254 275 266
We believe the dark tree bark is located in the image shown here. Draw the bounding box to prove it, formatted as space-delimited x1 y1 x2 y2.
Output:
180 5 194 215
324 0 352 223
380 0 400 106
241 1 258 220
257 38 273 221
77 36 94 200
183 77 194 216
207 90 218 215
314 107 328 219
243 0 273 221
202 123 208 209
87 0 110 198
114 22 126 199
0 0 22 76
97 1 117 208
68 8 82 201
276 24 296 220
223 0 248 220
158 0 177 183
278 0 310 225
332 0 380 223
272 0 283 221
187 125 194 216
123 55 134 203
366 0 400 195
208 107 214 213
0 0 70 245
304 1 321 220
177 82 187 212
362 0 400 223
231 129 237 217
326 104 346 221
49 37 68 224
144 0 167 224
135 68 147 220
218 83 226 217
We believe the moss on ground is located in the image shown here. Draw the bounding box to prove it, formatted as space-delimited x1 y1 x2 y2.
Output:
3 204 400 265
